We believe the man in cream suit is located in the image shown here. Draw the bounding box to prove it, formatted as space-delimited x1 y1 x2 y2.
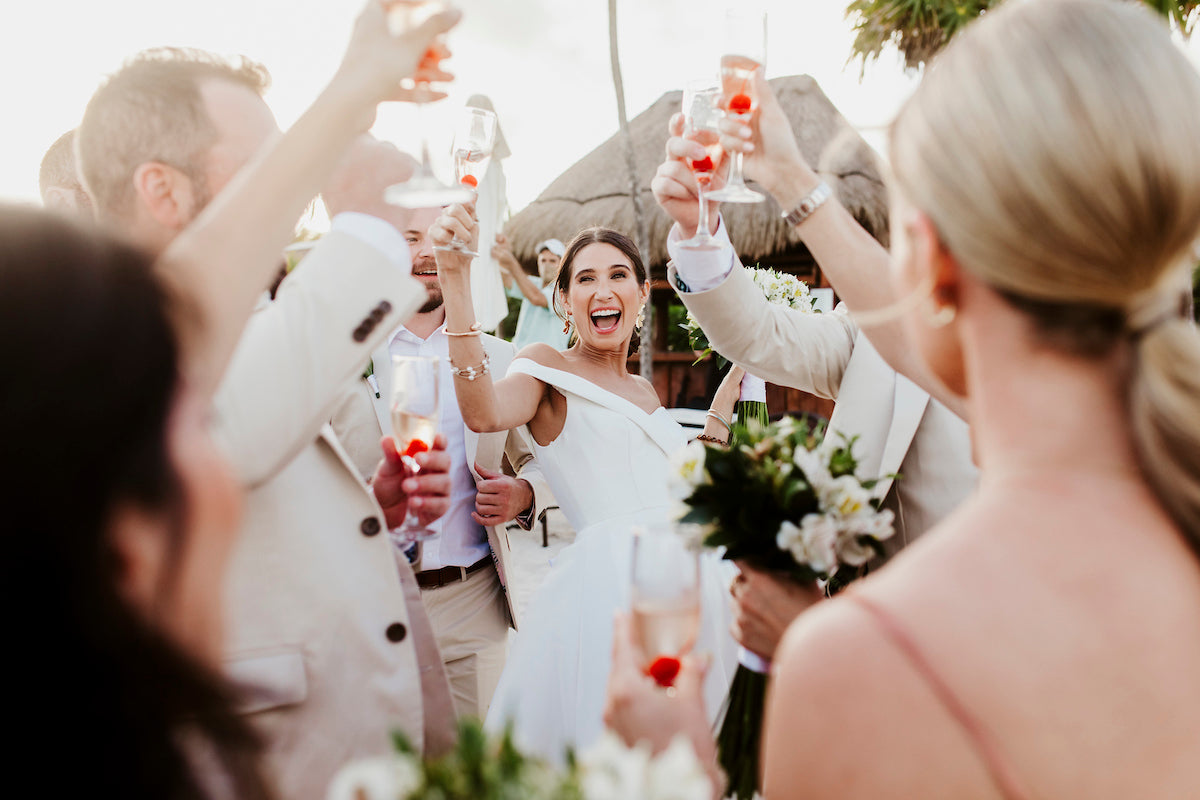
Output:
77 51 456 800
666 220 975 551
327 161 553 721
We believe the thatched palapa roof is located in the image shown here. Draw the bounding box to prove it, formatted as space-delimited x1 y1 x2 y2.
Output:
503 75 889 277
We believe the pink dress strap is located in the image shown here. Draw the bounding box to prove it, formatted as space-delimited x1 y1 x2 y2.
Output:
847 593 1034 800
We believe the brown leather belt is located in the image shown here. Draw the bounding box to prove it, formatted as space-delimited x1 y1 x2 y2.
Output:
416 555 492 590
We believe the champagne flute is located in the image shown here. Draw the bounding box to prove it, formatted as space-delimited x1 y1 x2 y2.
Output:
389 355 441 546
384 1 473 209
433 106 497 257
630 525 701 690
707 9 767 204
677 82 725 251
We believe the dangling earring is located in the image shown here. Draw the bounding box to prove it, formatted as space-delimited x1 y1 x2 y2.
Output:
562 313 572 334
922 298 957 328
635 304 646 331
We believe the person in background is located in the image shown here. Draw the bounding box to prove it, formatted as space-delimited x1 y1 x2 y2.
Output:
498 236 570 350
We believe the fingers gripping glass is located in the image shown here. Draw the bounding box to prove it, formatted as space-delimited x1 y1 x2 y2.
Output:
707 10 767 204
630 525 701 692
433 107 497 257
389 355 441 547
678 83 725 251
384 1 474 209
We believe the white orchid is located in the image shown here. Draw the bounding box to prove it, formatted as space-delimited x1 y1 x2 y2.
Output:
667 440 710 501
777 516 838 574
579 733 712 800
819 475 873 519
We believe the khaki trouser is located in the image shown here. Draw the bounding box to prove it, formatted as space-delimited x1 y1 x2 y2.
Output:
419 564 510 720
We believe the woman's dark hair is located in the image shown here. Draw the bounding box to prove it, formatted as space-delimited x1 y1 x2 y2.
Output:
0 206 271 800
552 227 648 355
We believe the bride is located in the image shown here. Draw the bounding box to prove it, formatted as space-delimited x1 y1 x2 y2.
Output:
431 209 739 760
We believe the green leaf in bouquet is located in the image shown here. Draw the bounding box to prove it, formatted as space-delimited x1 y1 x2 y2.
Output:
391 728 419 756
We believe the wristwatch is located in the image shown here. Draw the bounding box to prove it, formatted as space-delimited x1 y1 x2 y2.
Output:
781 181 832 228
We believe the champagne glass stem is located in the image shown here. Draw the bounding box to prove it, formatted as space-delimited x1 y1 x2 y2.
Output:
696 182 712 240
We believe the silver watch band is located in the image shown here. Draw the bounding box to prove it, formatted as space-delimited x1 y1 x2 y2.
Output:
781 180 833 227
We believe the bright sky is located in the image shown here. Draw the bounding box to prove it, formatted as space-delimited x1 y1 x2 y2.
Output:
3 1 1197 215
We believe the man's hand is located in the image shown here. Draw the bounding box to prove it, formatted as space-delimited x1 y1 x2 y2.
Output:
323 135 418 229
716 68 815 202
492 234 520 275
730 561 822 660
372 433 451 528
472 463 533 527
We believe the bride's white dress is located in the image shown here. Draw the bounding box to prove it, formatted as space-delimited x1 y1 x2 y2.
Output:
485 358 737 761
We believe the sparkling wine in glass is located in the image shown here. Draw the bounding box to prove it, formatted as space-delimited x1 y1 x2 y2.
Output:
384 1 473 209
434 107 497 257
707 10 767 204
389 355 441 546
630 525 701 690
678 83 725 251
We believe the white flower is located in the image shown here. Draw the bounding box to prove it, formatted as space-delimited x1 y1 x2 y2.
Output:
645 736 717 800
579 734 653 800
777 516 838 573
835 532 877 567
326 755 422 800
792 445 831 490
819 475 873 519
841 506 896 542
580 733 712 800
667 440 709 501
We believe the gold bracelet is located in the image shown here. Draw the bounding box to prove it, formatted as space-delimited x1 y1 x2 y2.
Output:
445 323 483 337
705 409 732 433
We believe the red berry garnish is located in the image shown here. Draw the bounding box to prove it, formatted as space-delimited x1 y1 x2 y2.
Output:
460 175 478 187
647 656 681 688
728 93 752 113
690 156 714 173
403 439 430 459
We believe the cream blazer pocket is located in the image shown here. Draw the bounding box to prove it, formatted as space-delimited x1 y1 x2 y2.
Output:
225 649 309 715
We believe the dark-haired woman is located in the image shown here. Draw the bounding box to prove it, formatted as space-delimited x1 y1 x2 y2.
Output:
429 211 741 761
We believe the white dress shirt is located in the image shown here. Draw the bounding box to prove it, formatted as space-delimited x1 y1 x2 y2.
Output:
388 323 490 570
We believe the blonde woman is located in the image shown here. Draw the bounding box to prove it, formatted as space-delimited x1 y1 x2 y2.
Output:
606 2 1200 798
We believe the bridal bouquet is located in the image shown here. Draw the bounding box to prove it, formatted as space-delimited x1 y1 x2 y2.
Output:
669 417 895 800
327 719 713 800
681 266 815 367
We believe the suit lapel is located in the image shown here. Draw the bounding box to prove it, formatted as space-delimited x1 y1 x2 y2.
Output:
875 374 929 497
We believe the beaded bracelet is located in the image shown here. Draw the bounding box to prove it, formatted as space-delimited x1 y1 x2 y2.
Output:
446 323 483 337
694 434 728 446
449 353 491 381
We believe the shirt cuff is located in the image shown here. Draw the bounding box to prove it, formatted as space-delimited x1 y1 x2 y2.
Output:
666 216 735 293
514 483 537 531
331 212 413 274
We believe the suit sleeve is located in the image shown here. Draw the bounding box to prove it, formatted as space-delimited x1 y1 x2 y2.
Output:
212 232 424 487
669 260 857 401
505 426 554 530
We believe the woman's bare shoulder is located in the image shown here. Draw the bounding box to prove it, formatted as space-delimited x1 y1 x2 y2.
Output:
514 342 569 369
630 374 663 409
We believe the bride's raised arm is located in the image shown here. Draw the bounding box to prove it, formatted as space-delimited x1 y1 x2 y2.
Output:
432 203 547 433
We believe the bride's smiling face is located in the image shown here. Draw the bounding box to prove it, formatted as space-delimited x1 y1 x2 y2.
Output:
561 242 649 351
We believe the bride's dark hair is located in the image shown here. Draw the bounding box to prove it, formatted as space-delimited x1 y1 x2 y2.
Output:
552 227 648 354
0 206 273 800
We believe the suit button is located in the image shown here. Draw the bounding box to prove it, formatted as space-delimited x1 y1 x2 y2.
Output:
360 517 381 537
386 623 407 643
379 300 392 314
352 324 369 343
